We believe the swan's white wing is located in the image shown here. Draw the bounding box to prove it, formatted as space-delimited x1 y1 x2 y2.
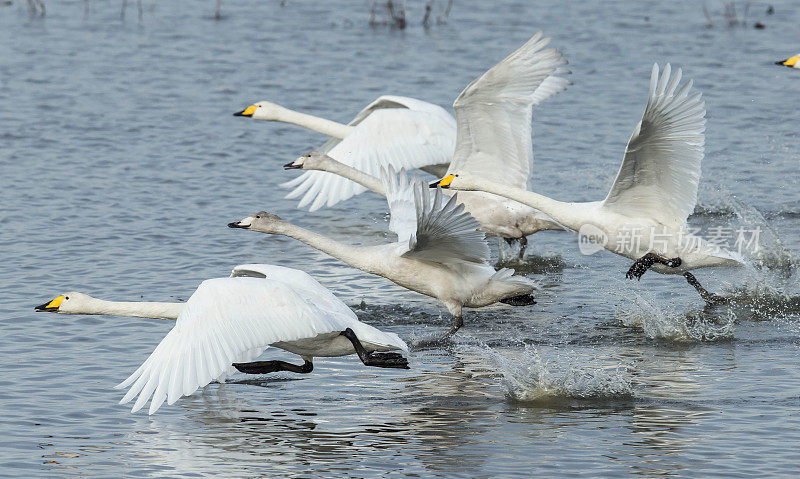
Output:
230 264 353 318
381 165 418 244
282 96 456 211
230 263 407 352
602 64 705 228
115 277 355 414
448 31 570 189
382 168 489 264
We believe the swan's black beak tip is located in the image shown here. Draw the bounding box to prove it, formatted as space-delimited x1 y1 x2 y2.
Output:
227 221 248 229
34 302 54 312
428 181 440 189
233 110 251 117
284 161 301 170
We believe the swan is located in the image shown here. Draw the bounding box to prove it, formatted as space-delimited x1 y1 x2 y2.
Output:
432 64 744 303
776 54 800 69
35 264 409 414
228 168 537 336
281 31 571 257
234 95 456 211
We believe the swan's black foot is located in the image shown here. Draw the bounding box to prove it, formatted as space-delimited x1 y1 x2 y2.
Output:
233 359 313 374
360 351 409 369
683 272 727 305
500 294 537 306
340 328 410 370
626 253 682 280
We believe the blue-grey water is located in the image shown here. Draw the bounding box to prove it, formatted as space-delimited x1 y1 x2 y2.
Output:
2 0 799 476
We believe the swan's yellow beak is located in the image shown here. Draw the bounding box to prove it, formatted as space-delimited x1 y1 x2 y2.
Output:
35 295 65 312
431 174 455 189
776 56 799 67
233 104 257 117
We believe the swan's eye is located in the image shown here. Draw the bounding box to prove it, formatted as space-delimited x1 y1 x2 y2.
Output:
65 296 70 300
256 215 261 219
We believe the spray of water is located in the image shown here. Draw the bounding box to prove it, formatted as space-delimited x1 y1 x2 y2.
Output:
615 290 736 341
460 343 634 404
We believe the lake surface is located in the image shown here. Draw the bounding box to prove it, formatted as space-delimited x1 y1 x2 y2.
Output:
2 0 799 476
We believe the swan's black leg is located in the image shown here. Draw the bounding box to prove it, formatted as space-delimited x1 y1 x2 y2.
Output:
626 253 682 280
442 315 464 338
233 359 313 374
683 272 726 305
500 294 537 306
518 235 528 260
340 328 409 369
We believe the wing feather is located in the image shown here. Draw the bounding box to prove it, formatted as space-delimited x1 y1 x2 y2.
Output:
283 96 456 211
448 31 570 188
382 168 489 264
602 64 706 228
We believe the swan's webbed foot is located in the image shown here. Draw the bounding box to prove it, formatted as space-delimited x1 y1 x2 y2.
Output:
233 359 313 374
626 253 682 280
683 272 727 306
500 294 537 306
340 328 410 369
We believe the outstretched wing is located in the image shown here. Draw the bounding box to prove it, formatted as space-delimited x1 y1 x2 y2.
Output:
382 166 419 244
602 64 705 228
448 31 570 189
115 277 355 414
382 168 489 265
282 96 456 211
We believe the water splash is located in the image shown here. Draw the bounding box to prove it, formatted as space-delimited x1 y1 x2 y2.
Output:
615 290 735 341
728 196 797 274
463 343 634 404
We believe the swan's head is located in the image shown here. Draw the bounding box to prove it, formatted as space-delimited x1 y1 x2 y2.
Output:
429 173 478 191
283 151 333 171
776 55 800 69
233 101 286 121
35 292 93 314
228 211 286 233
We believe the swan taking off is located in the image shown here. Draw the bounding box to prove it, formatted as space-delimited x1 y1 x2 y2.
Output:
776 54 800 69
35 264 408 414
234 96 456 211
229 169 537 337
433 64 744 303
280 32 570 257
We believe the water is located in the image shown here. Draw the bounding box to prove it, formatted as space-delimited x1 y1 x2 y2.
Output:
2 0 799 476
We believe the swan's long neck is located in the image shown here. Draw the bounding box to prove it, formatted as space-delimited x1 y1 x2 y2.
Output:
76 298 183 320
264 223 377 273
466 179 588 232
275 108 354 140
317 159 386 196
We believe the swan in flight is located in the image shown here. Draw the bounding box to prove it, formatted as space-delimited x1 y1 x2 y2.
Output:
776 54 800 69
35 264 409 414
281 32 571 256
234 95 456 211
432 64 743 303
229 169 537 336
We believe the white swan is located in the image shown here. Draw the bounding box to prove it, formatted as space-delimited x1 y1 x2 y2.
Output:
234 95 456 211
433 64 744 302
228 169 537 336
35 264 409 414
776 54 800 69
281 32 570 256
